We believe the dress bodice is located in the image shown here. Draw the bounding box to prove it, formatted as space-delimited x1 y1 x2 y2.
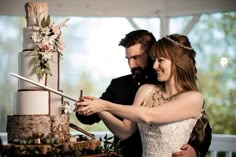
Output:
137 85 198 157
137 118 197 157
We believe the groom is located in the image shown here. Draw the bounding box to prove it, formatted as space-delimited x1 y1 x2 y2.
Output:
76 29 212 157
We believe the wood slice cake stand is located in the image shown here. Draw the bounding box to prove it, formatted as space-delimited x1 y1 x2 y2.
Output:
1 123 106 156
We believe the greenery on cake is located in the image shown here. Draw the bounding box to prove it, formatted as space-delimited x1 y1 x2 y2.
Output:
31 15 69 79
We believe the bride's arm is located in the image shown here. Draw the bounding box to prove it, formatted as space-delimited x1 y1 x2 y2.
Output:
97 111 137 140
76 85 151 140
78 84 203 125
104 90 203 124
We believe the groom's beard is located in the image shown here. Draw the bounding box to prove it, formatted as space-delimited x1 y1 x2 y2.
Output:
131 67 145 82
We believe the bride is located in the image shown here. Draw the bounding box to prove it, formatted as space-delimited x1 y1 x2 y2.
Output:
76 34 208 157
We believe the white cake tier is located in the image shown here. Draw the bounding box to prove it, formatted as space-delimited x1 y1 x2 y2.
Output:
14 91 49 115
14 90 63 115
18 50 60 90
23 27 36 50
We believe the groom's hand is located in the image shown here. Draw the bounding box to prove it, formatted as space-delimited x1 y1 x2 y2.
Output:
172 144 197 157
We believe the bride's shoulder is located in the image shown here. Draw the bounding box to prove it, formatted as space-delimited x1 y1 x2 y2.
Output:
184 91 203 98
139 84 155 90
139 84 162 93
179 91 204 104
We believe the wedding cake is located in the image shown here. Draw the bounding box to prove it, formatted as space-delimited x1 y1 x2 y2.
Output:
6 1 70 144
3 2 121 156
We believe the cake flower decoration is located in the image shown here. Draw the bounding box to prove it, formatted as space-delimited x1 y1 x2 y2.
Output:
31 15 69 78
61 101 72 115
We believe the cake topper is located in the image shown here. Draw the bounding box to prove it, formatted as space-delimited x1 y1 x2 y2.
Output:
24 2 48 27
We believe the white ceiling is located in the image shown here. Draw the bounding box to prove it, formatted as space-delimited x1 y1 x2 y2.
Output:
0 0 236 17
1 0 235 36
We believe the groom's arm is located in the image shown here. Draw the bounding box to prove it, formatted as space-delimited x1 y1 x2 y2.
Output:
190 122 212 157
172 122 212 157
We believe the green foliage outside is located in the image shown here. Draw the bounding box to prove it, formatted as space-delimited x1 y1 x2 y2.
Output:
190 12 236 135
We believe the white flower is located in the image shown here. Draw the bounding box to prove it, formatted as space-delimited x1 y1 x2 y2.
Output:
60 101 72 114
41 27 51 36
40 51 53 60
31 31 42 43
51 33 58 39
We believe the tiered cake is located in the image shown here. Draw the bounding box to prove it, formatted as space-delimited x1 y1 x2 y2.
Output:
3 2 120 156
6 1 69 144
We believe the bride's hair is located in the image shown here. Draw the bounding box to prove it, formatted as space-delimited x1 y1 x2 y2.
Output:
150 34 208 143
189 106 208 143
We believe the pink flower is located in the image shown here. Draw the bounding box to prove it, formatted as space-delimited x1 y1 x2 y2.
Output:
38 40 49 49
51 25 61 35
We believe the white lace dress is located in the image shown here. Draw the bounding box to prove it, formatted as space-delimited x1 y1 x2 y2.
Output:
137 85 198 157
137 118 197 157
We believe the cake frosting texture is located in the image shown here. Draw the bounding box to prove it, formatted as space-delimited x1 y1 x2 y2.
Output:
13 91 50 115
23 27 37 50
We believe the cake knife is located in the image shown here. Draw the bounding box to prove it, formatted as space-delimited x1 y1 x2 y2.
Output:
10 72 78 102
69 123 95 139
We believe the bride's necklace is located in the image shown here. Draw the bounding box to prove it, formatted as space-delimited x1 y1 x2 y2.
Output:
160 88 183 102
152 87 182 104
149 87 183 129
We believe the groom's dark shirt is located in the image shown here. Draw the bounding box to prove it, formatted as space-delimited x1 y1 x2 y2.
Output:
76 69 212 157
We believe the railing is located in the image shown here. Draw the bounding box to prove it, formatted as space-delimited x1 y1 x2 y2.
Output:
1 132 236 156
208 134 236 157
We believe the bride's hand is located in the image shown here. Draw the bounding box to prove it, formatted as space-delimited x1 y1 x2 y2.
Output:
73 96 89 113
75 96 107 116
